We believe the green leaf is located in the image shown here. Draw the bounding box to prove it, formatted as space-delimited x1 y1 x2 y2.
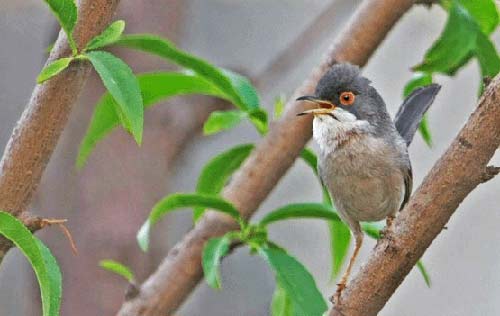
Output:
259 246 327 316
328 220 351 280
299 148 318 176
416 260 431 287
202 234 233 289
194 144 254 221
114 34 259 110
361 221 384 239
273 95 286 120
77 72 228 168
222 69 260 110
86 51 143 144
457 0 499 34
36 239 62 316
475 32 500 78
85 20 126 51
418 115 433 147
137 193 242 251
99 259 135 282
259 203 340 226
248 109 269 135
413 4 478 75
271 281 294 316
361 221 431 286
403 72 433 146
0 212 62 316
37 57 73 83
203 110 247 135
43 0 77 54
403 72 433 97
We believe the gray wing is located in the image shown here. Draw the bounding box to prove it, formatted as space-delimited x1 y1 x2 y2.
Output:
394 84 441 146
400 164 413 211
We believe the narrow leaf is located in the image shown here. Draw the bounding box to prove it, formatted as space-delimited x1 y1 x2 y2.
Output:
416 260 431 287
273 94 286 120
0 212 62 316
85 20 126 51
137 193 241 251
43 0 77 53
202 234 233 289
328 220 351 280
299 148 318 176
99 259 135 282
457 0 499 34
403 72 433 97
37 57 73 83
271 281 294 316
114 34 259 110
86 51 144 144
77 72 227 168
203 110 247 135
35 239 62 316
475 32 500 78
418 115 433 147
248 109 269 135
222 69 260 110
260 203 340 227
194 144 254 221
260 246 327 316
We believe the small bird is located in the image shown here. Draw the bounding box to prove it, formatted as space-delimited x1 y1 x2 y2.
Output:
297 63 440 303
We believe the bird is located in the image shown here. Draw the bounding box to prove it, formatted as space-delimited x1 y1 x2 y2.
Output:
296 63 440 303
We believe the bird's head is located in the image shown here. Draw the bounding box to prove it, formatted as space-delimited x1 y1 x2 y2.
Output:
296 63 390 129
296 63 393 151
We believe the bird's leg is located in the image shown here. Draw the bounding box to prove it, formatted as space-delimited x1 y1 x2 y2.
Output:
332 229 363 305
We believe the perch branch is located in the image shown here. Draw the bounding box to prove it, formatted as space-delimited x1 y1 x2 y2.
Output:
0 0 121 260
329 73 500 316
116 0 418 315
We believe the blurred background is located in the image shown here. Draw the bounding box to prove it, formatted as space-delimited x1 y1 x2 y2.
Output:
0 1 499 315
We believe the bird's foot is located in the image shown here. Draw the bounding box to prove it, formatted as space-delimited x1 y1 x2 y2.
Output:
330 282 346 305
380 215 395 238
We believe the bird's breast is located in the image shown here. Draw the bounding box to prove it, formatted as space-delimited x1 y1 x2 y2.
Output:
319 134 406 222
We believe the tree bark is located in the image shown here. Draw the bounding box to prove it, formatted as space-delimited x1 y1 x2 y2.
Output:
116 0 418 315
0 0 121 260
329 74 500 316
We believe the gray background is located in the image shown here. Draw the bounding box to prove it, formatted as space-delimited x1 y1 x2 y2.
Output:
1 1 499 315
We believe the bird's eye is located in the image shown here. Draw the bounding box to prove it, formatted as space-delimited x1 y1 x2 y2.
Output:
339 91 355 106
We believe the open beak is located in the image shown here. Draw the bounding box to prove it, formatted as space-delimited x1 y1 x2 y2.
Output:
296 95 336 117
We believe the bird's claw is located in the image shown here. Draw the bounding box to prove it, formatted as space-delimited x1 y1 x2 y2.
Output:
330 283 346 305
380 215 395 239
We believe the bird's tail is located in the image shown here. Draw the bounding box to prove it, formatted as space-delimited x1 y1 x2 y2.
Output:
394 84 441 146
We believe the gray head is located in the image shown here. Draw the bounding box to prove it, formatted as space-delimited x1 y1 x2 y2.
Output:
297 63 394 137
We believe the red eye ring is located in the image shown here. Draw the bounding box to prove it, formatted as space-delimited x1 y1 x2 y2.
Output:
339 91 355 106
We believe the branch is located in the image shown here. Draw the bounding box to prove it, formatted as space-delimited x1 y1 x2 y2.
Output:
329 74 500 316
116 0 417 315
0 0 121 260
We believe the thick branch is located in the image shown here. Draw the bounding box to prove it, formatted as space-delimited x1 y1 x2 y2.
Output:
330 74 500 316
0 0 120 259
117 0 417 315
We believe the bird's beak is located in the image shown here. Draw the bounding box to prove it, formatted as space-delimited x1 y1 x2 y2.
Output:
296 95 336 116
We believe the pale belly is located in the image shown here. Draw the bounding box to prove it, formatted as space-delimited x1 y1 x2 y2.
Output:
319 136 406 222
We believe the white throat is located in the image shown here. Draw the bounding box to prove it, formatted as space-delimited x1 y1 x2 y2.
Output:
312 109 370 154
